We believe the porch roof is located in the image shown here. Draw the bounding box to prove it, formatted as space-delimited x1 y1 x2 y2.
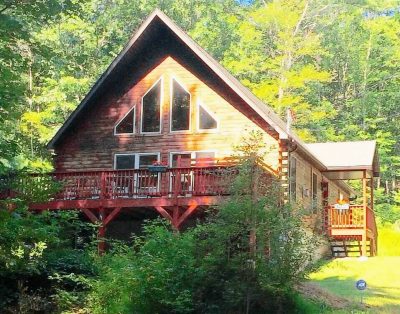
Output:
305 140 380 180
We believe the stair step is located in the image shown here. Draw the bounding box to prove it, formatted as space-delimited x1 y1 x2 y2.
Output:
329 239 373 258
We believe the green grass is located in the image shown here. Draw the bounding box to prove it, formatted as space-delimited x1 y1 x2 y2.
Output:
293 294 341 314
308 225 400 313
378 224 400 256
309 257 400 313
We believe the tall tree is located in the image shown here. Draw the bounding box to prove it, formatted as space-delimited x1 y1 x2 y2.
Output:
222 0 332 140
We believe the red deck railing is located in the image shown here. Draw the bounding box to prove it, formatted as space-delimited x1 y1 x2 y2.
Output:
3 165 238 202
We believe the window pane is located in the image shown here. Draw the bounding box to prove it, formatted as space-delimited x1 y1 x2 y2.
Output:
172 154 191 167
116 155 135 169
171 79 190 131
195 152 215 166
116 109 134 134
142 80 161 133
199 105 217 129
139 155 158 168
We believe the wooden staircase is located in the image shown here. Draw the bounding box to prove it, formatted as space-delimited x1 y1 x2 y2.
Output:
330 239 372 257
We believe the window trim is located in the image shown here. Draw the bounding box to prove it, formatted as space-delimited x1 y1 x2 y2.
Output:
169 76 192 133
197 100 219 132
114 152 160 169
114 106 136 135
137 152 161 168
114 152 136 170
140 77 163 135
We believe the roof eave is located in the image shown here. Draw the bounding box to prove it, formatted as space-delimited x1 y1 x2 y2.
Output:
47 10 162 149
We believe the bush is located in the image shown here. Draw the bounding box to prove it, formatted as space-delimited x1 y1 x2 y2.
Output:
88 222 197 313
0 208 97 312
88 133 319 313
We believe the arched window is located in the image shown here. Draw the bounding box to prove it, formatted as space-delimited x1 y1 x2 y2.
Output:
114 107 135 135
171 79 190 131
141 79 162 133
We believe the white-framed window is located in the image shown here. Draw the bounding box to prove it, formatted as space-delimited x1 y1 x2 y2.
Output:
141 77 163 134
114 152 160 170
114 106 135 135
114 153 136 170
114 153 161 196
170 77 191 132
197 101 218 131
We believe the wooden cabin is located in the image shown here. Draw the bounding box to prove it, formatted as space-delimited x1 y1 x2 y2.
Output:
1 10 378 257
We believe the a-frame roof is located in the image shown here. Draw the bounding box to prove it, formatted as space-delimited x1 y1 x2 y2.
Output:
48 9 291 149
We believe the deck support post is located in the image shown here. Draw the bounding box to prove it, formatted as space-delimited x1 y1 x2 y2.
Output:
173 206 179 229
98 207 106 255
362 170 368 257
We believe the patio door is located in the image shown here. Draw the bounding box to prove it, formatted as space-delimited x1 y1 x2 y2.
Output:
169 152 216 195
137 154 160 196
170 153 192 194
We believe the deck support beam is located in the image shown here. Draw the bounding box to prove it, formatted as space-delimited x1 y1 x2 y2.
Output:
154 206 174 226
154 204 199 230
81 207 122 254
177 204 198 228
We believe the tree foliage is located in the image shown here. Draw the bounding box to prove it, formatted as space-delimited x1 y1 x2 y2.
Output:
88 137 318 313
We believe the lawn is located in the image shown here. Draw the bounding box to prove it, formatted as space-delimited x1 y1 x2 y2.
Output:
309 257 400 313
307 225 400 313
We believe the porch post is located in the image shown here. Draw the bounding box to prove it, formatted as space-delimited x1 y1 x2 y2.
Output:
98 207 106 255
370 176 376 256
362 170 367 257
370 177 374 210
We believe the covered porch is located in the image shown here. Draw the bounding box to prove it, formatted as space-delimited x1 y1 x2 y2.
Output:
307 141 379 257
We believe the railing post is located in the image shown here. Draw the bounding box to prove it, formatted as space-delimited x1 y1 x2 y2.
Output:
174 156 181 197
100 171 106 199
362 170 368 257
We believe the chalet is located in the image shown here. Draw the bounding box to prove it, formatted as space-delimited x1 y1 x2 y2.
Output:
1 10 379 257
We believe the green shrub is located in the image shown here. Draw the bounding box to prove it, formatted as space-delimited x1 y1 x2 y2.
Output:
0 208 96 312
88 133 319 313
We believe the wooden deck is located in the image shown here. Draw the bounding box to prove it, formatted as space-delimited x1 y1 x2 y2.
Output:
3 165 237 210
0 164 243 253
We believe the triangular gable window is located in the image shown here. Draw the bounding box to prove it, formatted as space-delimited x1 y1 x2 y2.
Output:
115 107 135 135
198 103 217 130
